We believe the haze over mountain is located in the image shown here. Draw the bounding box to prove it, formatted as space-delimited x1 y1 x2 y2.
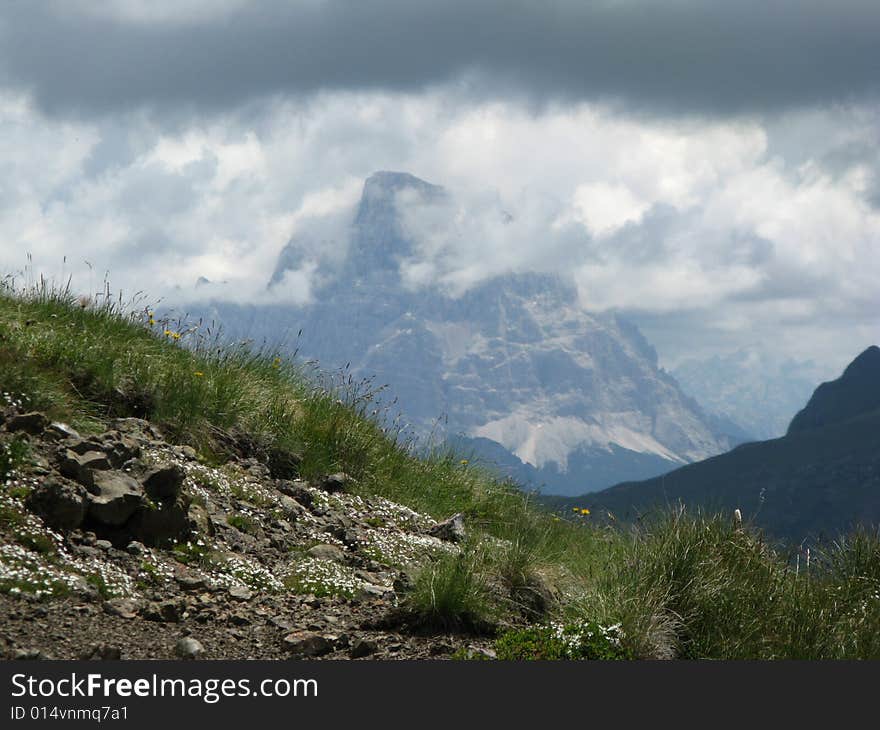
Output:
566 346 880 542
197 171 740 495
672 349 824 440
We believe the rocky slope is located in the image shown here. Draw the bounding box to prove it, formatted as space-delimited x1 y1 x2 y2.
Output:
562 346 880 543
199 171 736 495
0 400 496 660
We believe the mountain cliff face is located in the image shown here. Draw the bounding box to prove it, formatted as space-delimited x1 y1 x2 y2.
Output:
202 172 736 495
567 346 880 541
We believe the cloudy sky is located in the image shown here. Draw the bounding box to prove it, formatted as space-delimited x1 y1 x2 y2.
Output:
1 1 878 374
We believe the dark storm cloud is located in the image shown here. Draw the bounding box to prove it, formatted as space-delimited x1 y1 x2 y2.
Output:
2 0 879 118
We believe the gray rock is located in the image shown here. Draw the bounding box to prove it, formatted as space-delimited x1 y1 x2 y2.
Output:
355 569 383 584
125 541 146 556
128 495 193 546
25 479 88 531
143 464 186 501
228 585 254 601
46 422 81 440
465 646 497 660
14 649 52 660
143 600 184 623
513 572 559 618
87 472 144 526
342 528 365 548
269 616 294 631
355 583 393 601
175 637 205 659
73 545 102 559
276 480 313 507
349 638 377 658
95 539 113 551
68 438 106 455
282 631 332 657
80 644 122 661
316 473 352 493
187 503 215 537
174 572 206 591
266 445 301 479
307 543 346 563
103 436 141 468
7 411 48 434
80 451 112 471
428 513 466 542
103 598 141 620
176 445 198 461
278 495 305 519
58 450 93 486
392 569 416 593
59 450 112 489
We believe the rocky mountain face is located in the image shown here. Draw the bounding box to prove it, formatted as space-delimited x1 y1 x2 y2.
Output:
565 346 880 543
672 349 822 440
202 171 737 495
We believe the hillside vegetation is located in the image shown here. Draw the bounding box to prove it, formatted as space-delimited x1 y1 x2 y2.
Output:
1 276 879 659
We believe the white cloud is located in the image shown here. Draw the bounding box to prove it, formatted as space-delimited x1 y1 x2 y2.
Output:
569 182 649 237
0 89 877 372
64 0 251 26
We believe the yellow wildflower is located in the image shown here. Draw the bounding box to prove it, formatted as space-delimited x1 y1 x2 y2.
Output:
581 508 590 515
194 371 204 377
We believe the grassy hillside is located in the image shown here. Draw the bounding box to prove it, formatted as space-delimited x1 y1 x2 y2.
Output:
2 276 880 659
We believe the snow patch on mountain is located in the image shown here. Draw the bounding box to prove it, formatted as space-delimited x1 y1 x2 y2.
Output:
473 412 685 471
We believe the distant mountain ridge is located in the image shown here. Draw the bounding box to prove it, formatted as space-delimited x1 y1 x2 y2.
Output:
672 349 820 439
561 346 880 541
195 171 739 495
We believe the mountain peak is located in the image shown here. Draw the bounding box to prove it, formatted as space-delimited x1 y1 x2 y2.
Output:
363 170 439 191
786 345 880 435
350 171 446 278
356 171 445 223
841 345 880 379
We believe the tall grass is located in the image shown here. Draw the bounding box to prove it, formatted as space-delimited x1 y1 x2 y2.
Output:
567 509 880 659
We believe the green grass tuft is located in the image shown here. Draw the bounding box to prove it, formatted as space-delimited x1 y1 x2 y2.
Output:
406 546 491 631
